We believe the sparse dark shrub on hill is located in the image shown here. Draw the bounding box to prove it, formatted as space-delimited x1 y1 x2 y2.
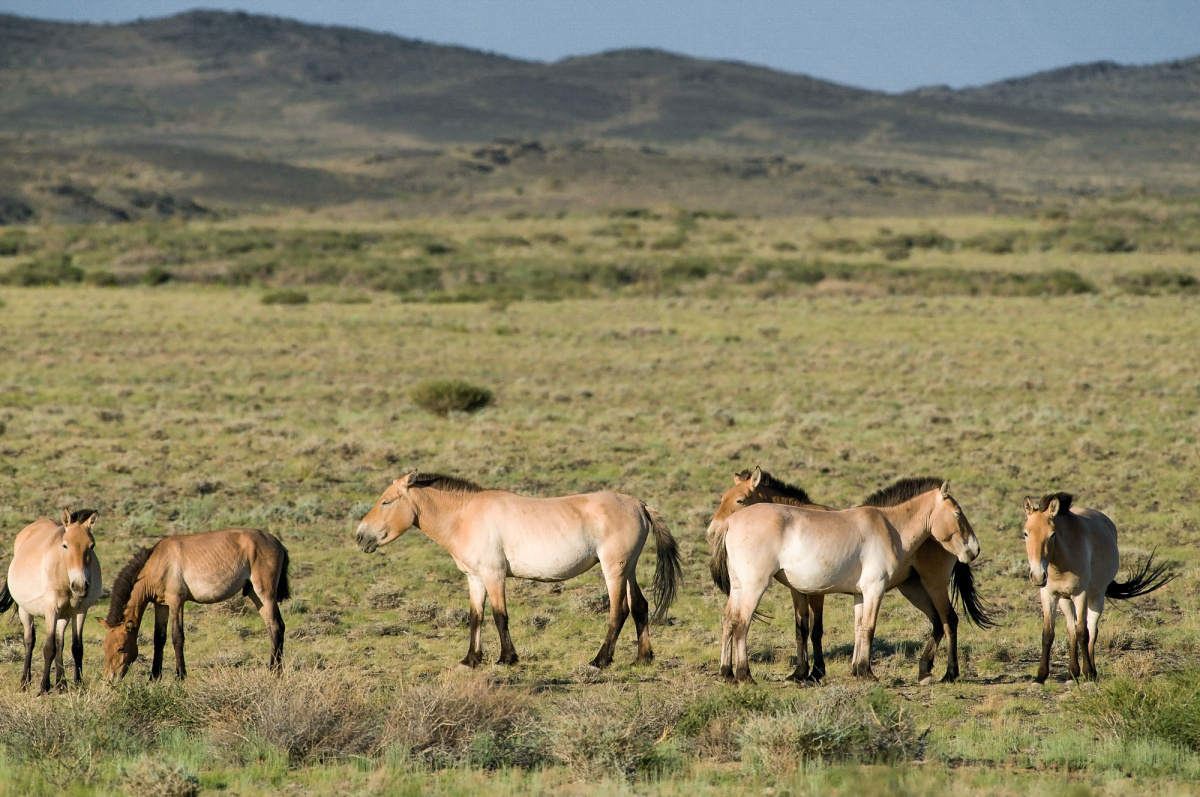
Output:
86 270 119 286
1114 269 1199 295
261 288 310 305
1063 224 1135 253
411 379 494 417
0 230 30 256
1 253 83 286
963 230 1017 254
140 265 173 286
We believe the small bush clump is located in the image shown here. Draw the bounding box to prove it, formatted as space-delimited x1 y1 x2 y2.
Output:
1 253 83 286
1114 269 1200 295
261 289 310 305
410 379 494 417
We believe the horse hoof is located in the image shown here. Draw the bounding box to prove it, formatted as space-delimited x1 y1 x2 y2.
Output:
940 673 959 684
918 676 934 686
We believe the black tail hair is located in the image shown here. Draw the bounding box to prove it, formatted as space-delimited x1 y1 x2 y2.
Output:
950 561 997 628
0 578 12 613
276 548 291 601
646 507 681 623
1107 552 1176 601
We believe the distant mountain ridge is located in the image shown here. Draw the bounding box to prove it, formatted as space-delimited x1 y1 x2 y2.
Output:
1 10 1198 220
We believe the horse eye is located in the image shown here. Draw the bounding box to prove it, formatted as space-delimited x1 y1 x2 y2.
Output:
381 499 394 506
735 498 745 505
62 543 68 549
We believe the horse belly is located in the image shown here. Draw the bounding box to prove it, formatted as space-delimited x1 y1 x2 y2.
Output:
502 535 599 581
777 539 862 594
182 561 251 603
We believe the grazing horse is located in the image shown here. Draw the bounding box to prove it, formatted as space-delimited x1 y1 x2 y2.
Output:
355 470 682 669
1022 493 1175 683
98 528 290 680
708 467 994 684
712 477 980 683
0 509 102 693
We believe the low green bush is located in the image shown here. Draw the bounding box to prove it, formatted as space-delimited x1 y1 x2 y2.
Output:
260 289 310 305
410 379 494 417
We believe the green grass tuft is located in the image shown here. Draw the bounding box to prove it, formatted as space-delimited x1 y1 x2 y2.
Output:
410 379 494 417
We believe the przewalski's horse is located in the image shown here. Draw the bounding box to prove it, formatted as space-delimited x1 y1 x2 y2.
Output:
0 509 102 693
712 477 980 684
98 528 290 681
355 471 682 669
1022 492 1175 683
708 467 994 684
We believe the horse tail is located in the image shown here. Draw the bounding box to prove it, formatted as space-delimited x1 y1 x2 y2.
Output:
709 520 731 595
1107 551 1176 601
275 545 291 602
950 561 997 628
0 577 12 614
645 507 681 624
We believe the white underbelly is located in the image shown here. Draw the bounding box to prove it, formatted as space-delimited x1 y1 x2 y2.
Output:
504 544 599 581
184 563 250 603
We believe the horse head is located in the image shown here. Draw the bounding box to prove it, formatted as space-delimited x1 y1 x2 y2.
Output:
928 482 980 564
60 508 97 602
706 466 770 544
1022 493 1069 587
355 471 420 553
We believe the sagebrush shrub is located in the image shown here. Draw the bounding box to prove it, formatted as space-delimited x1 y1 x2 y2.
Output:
410 379 494 417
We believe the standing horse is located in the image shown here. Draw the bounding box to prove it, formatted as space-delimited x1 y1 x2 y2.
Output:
712 477 980 683
709 467 994 684
98 528 289 680
0 509 102 693
1022 492 1175 683
354 470 682 669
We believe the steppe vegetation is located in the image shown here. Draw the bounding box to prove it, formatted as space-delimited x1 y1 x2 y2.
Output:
0 204 1198 795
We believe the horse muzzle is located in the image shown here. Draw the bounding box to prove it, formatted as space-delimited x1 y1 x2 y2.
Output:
959 538 980 564
70 578 90 599
1029 568 1047 588
355 525 380 553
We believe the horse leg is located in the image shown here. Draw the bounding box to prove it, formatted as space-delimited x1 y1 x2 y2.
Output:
922 573 960 683
1060 596 1080 680
461 575 487 668
719 587 740 683
898 576 942 685
1072 592 1093 680
852 587 883 682
151 604 169 680
809 594 826 682
734 577 770 684
19 607 35 690
627 579 653 665
1035 587 1057 684
590 563 630 669
169 601 187 679
247 574 286 673
787 588 810 683
850 596 864 677
71 611 86 684
39 608 59 694
1085 595 1105 680
246 586 285 674
53 616 69 690
484 575 518 666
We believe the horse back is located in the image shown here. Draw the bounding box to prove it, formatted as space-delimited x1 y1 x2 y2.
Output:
161 528 275 604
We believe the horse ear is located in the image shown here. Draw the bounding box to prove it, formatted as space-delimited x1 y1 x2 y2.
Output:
939 481 951 499
733 472 746 484
400 469 418 488
83 511 98 530
97 618 111 630
1022 496 1037 515
1047 497 1061 517
61 508 72 526
750 466 763 489
124 620 137 632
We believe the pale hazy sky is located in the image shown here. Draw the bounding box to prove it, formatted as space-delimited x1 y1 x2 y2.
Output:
3 0 1199 92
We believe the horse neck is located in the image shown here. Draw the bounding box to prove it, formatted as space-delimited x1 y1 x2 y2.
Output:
875 492 936 554
123 579 158 627
409 489 470 547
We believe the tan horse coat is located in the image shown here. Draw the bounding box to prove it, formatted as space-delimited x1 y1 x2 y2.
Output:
713 478 980 683
1023 492 1174 682
355 471 681 669
0 510 101 692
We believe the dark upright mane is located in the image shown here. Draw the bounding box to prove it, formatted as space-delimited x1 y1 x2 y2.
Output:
104 545 159 626
68 509 97 524
1038 492 1073 513
738 469 813 506
410 473 485 494
862 477 944 507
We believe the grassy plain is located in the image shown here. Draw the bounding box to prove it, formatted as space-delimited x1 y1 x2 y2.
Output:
0 209 1199 795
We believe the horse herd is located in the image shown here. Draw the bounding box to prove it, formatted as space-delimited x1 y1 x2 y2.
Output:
0 467 1176 695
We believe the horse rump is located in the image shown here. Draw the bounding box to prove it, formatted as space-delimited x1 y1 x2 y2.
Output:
1107 551 1177 600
